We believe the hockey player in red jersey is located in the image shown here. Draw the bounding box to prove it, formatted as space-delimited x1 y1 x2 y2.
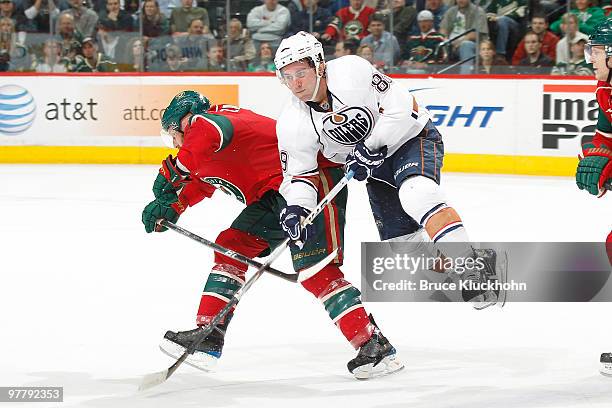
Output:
579 19 612 376
141 91 403 378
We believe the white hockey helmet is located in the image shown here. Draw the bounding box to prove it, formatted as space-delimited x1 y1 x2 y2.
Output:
274 31 325 81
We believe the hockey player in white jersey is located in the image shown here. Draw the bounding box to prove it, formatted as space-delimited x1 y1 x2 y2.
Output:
274 32 505 311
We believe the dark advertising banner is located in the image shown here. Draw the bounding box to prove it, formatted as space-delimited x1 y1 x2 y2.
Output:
361 242 612 302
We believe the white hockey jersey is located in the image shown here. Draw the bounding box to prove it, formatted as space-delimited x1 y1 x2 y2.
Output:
276 55 432 210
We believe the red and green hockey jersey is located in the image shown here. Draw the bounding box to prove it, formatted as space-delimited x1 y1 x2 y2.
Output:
324 5 375 41
176 104 283 207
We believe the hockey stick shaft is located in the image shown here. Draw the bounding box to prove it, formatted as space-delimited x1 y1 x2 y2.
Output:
141 170 354 389
173 169 354 369
158 220 298 283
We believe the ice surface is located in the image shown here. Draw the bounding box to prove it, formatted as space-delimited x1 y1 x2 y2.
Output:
0 165 610 408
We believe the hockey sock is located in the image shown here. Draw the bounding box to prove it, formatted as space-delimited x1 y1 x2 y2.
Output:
301 264 374 349
196 228 268 325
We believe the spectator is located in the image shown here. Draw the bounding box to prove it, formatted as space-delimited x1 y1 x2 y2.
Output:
385 0 417 43
360 12 400 68
98 0 133 32
439 0 488 74
0 16 28 71
401 9 445 73
333 36 359 57
156 0 197 19
169 0 208 35
550 0 605 36
476 39 511 74
485 0 526 59
3 0 32 35
418 0 447 33
32 37 67 72
322 0 376 43
551 36 593 76
119 36 147 71
206 41 225 71
247 41 275 72
23 0 60 33
142 0 170 40
288 0 332 39
517 30 553 74
72 36 118 71
156 43 187 71
97 18 128 62
356 42 375 65
174 17 213 70
56 13 82 52
511 12 559 66
226 17 256 71
556 12 588 64
57 0 99 38
246 0 290 50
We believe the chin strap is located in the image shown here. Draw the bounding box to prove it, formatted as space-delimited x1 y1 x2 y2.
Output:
309 63 324 102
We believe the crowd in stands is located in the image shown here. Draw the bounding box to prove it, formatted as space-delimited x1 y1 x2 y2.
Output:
0 0 604 75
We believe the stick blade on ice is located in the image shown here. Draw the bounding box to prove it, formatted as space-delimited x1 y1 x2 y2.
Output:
138 369 169 391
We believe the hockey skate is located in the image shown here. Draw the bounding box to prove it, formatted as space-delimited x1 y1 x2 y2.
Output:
600 353 612 377
159 313 232 371
457 248 508 310
347 315 404 380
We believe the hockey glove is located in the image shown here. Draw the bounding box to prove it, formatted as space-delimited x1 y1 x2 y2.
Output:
152 155 190 197
142 192 187 233
576 139 612 196
345 143 388 181
279 205 316 248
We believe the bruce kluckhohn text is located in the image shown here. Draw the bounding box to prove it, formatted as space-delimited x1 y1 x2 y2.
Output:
371 279 527 292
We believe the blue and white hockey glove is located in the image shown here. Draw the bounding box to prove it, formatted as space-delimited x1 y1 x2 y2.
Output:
279 205 315 248
345 143 388 181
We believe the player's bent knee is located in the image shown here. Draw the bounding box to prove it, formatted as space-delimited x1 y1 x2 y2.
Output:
300 264 344 297
398 176 447 226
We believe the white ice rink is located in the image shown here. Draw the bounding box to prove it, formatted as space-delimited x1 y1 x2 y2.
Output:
1 164 611 408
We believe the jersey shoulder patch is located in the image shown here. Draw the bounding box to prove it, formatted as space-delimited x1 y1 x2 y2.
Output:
194 113 234 152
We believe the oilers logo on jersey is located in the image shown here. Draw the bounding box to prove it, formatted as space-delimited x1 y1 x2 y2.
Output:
322 106 374 146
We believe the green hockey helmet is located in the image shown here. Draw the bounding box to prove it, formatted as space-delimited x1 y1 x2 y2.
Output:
160 90 210 147
585 18 612 63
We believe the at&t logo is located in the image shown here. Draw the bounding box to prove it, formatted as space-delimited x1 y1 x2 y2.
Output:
0 84 36 136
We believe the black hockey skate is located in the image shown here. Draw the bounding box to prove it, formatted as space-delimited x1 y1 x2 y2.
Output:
600 353 612 377
347 315 404 380
159 313 232 371
459 248 508 310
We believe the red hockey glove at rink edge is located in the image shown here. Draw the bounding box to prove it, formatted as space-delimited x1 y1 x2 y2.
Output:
142 192 188 233
576 134 612 196
152 155 191 197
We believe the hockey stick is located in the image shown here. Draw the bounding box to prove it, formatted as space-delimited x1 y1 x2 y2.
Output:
158 220 298 283
138 170 355 391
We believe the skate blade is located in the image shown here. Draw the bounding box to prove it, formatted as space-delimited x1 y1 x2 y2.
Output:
353 354 405 380
159 339 219 372
496 251 509 308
